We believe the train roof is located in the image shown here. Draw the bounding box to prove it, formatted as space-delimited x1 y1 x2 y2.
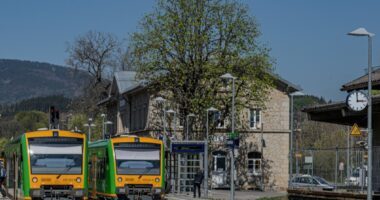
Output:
7 130 85 144
89 136 162 148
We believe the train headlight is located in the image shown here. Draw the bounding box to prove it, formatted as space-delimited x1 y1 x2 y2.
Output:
118 177 123 182
32 177 38 183
155 178 160 182
76 177 81 183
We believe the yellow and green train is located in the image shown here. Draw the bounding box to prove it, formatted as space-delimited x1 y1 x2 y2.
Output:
88 135 165 200
4 130 88 200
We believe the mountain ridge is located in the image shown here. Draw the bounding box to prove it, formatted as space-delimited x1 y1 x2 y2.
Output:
0 59 90 103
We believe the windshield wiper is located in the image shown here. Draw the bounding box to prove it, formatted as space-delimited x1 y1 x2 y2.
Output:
138 167 153 179
56 165 75 179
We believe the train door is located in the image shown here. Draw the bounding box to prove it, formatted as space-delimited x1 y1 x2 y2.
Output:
10 152 19 200
90 154 97 199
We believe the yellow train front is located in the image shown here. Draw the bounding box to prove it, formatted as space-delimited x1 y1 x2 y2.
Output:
4 130 88 200
88 136 164 200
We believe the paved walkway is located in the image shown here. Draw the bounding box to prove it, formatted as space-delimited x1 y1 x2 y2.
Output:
165 190 286 200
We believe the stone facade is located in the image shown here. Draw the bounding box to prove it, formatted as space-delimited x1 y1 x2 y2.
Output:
100 71 297 191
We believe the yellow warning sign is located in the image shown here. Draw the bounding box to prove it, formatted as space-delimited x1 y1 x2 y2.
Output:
351 123 362 137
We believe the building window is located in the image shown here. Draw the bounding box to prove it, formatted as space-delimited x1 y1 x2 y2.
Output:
213 112 225 128
212 151 227 172
248 151 262 175
249 108 261 129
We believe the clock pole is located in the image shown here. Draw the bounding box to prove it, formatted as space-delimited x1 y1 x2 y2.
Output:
348 27 374 200
367 33 373 200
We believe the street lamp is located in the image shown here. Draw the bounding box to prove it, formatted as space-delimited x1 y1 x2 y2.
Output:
348 27 374 200
100 113 106 139
289 91 304 187
220 72 236 200
205 106 218 198
104 121 113 138
206 107 218 141
166 109 176 138
83 118 96 142
155 97 168 147
186 113 196 140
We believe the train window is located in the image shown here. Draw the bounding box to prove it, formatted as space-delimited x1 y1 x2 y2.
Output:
28 137 83 174
114 143 160 175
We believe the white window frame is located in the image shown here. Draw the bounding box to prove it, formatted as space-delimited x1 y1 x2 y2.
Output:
248 158 261 176
214 111 227 129
249 108 261 129
213 153 227 172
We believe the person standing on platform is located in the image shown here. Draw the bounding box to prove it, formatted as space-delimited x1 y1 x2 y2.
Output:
193 169 204 198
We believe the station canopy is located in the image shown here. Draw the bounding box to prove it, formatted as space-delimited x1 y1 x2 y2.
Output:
304 68 380 127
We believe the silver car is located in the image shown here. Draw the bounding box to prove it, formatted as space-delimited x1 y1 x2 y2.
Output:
291 175 335 191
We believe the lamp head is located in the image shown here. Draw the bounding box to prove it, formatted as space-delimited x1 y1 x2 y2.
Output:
207 107 218 112
166 109 176 114
187 113 196 117
290 91 305 96
348 27 375 37
154 97 166 104
220 73 235 80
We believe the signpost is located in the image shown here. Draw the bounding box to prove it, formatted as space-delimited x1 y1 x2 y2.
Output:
351 123 362 137
226 132 239 149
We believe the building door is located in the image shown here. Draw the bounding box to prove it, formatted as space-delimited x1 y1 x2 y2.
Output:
211 151 227 188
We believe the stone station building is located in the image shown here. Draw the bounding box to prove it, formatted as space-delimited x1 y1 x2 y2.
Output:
99 71 300 191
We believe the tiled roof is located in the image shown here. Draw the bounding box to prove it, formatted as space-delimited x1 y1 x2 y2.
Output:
110 70 300 96
341 68 380 91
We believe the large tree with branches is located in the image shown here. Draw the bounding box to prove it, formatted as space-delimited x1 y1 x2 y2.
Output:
129 0 274 138
66 31 121 114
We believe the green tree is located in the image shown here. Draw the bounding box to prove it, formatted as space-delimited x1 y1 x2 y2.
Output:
15 111 48 132
129 0 273 137
68 113 103 141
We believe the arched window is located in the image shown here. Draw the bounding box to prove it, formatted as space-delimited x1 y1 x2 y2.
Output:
212 151 227 172
248 151 262 175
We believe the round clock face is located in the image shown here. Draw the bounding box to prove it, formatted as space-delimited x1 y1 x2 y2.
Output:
346 91 368 111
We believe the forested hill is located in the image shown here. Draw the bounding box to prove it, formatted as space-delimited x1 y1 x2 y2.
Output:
0 59 90 103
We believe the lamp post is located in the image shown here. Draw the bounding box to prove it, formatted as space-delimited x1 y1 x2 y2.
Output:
100 113 106 139
104 121 113 138
166 109 176 138
205 106 218 198
295 128 302 179
348 27 375 200
220 73 236 200
186 113 196 140
83 118 96 142
289 91 304 187
155 97 167 143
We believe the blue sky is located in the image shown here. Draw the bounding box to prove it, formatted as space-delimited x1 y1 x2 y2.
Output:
0 0 379 101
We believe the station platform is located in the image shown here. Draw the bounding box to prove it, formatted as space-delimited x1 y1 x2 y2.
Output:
165 189 286 200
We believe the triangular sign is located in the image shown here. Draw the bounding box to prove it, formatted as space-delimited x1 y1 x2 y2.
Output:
351 123 362 136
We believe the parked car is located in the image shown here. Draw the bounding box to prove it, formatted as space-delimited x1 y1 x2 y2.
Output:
291 175 335 191
345 167 367 186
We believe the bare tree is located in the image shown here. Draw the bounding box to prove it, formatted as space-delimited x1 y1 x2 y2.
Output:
66 31 120 89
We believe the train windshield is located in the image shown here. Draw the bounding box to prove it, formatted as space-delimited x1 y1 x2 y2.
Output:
28 137 83 174
114 143 161 175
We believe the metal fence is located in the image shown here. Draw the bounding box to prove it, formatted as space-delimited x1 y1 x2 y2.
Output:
290 145 375 192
